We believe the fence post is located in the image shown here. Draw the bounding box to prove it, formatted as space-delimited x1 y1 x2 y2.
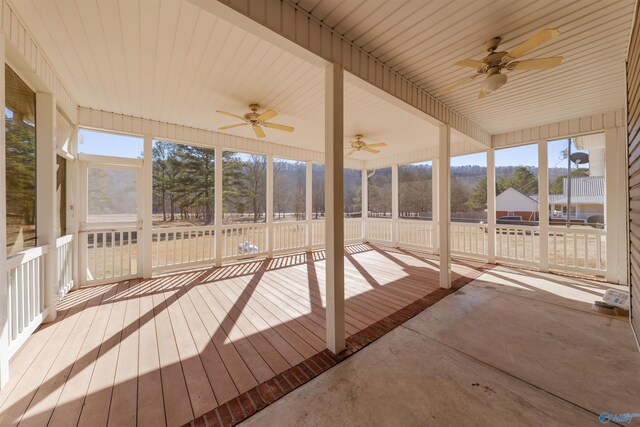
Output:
215 148 223 267
392 163 399 246
538 140 549 272
267 154 274 258
36 92 58 323
487 148 496 264
306 161 313 251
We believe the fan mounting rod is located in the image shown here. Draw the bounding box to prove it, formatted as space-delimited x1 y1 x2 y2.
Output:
485 37 502 53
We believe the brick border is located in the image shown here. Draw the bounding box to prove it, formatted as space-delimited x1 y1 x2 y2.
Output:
187 263 492 427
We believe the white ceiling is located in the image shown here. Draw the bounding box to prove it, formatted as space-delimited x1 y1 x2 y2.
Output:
292 0 635 134
13 0 447 159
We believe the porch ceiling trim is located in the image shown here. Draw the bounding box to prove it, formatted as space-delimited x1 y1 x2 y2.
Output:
3 0 77 123
77 107 366 169
188 0 491 147
492 109 626 148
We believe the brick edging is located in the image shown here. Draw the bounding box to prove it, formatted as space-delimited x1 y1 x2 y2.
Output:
187 264 492 427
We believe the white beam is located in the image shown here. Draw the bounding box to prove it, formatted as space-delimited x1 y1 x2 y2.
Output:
325 62 345 354
432 160 439 254
361 169 368 241
67 126 80 290
36 92 58 322
142 136 153 278
538 141 549 272
438 125 451 288
605 127 628 284
392 163 399 246
487 149 496 264
267 154 274 257
306 161 313 251
0 37 9 388
214 148 223 267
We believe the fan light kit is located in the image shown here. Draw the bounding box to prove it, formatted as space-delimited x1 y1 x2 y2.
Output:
216 104 294 139
345 134 387 156
437 28 563 99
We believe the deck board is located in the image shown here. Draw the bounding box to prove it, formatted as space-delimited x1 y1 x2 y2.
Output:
0 245 484 427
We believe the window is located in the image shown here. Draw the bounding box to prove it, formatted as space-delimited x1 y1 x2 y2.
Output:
495 144 539 224
56 155 67 237
274 158 305 221
223 152 266 223
87 167 138 222
450 152 487 223
399 161 432 220
5 65 36 254
152 140 215 226
344 168 362 218
368 167 392 218
79 128 143 158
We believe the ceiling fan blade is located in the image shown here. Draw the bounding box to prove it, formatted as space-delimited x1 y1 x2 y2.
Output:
362 147 380 154
436 74 481 96
365 143 386 148
478 89 489 99
454 59 484 68
262 122 294 132
218 123 248 130
507 28 560 59
257 109 278 121
346 148 357 156
216 110 247 121
510 56 563 70
252 125 266 138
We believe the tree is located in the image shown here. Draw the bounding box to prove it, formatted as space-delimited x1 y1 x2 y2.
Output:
549 169 588 194
497 166 538 195
467 177 487 211
450 177 468 213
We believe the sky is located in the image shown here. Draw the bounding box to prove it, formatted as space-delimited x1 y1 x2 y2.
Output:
79 129 585 171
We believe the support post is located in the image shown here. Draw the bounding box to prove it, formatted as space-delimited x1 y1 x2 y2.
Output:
431 159 439 254
214 147 223 267
142 135 153 278
0 38 8 388
267 154 274 257
438 125 451 288
306 161 313 251
605 127 627 284
361 168 368 242
487 149 496 264
325 62 345 353
391 163 399 246
538 140 549 272
68 127 80 290
36 92 58 322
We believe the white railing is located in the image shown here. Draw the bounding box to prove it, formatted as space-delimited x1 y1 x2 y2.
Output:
451 222 488 259
220 223 268 261
273 221 307 254
344 218 363 243
56 235 74 298
85 227 138 284
398 219 433 250
495 224 539 266
6 245 48 358
152 226 215 270
548 226 606 274
367 218 393 243
311 221 325 248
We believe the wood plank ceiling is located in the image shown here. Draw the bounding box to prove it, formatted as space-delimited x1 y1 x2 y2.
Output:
293 0 635 134
12 0 446 159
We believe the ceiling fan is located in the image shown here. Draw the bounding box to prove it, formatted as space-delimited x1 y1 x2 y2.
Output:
216 104 294 139
345 134 387 156
437 28 563 99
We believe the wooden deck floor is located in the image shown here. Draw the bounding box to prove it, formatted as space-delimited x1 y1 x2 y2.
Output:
0 244 485 427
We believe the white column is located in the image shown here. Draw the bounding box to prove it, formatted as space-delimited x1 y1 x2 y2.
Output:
0 38 9 388
487 149 496 264
142 135 153 278
78 162 88 287
431 159 439 254
68 127 80 290
267 154 274 257
36 92 58 322
306 161 313 251
325 62 345 353
438 125 451 288
538 140 549 272
605 127 627 284
361 169 368 241
391 163 399 246
214 148 223 267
